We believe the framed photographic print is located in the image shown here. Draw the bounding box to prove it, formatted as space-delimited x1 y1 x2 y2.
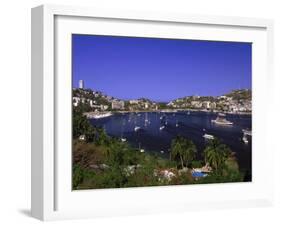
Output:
31 4 274 221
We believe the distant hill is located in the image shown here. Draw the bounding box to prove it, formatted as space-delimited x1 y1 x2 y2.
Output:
73 87 251 112
225 89 251 100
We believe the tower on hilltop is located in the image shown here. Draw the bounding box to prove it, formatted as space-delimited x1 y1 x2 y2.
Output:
79 80 84 89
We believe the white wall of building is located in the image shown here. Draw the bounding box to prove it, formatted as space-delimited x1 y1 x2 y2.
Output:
79 79 84 89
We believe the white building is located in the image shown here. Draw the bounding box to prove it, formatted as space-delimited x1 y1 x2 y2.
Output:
89 100 97 108
202 101 211 109
167 101 175 107
219 95 227 99
210 102 217 109
72 97 85 107
112 100 125 110
129 100 139 104
79 80 84 89
191 101 202 108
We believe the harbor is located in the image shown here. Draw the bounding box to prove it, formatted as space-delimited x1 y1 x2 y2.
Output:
89 111 252 176
72 34 253 189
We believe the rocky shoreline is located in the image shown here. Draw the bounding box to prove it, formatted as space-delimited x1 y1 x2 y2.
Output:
84 109 252 118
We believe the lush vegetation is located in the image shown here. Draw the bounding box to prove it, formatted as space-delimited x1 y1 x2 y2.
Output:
204 138 231 174
72 110 244 190
171 136 196 169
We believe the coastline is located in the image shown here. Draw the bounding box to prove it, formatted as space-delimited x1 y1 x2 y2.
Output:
84 109 252 119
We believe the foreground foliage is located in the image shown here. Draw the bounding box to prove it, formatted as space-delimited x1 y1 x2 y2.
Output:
72 110 245 189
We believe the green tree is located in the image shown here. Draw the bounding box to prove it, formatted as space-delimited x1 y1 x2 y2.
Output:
95 127 110 146
203 138 231 174
171 136 196 169
72 164 84 189
171 136 184 168
182 139 197 167
73 109 96 142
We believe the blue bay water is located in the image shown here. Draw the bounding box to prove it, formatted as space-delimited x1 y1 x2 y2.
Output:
89 111 252 176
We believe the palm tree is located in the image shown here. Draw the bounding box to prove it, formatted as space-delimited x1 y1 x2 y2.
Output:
171 136 184 168
171 136 197 169
182 139 197 167
203 138 231 173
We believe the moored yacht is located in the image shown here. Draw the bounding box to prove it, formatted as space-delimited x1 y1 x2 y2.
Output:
84 112 112 119
242 129 252 136
203 134 214 140
121 138 127 142
159 126 165 130
211 113 233 125
134 126 141 132
242 135 248 144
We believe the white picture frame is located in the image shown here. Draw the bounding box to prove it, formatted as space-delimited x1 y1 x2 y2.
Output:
31 4 274 221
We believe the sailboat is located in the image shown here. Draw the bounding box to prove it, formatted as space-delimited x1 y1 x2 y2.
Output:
203 134 214 140
159 125 165 130
144 112 149 127
134 126 141 132
242 135 248 144
120 119 126 142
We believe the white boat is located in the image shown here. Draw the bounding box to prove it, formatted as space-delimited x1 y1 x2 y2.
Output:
211 113 233 125
134 126 141 132
242 129 252 136
85 112 112 119
160 150 165 154
242 135 248 144
121 138 127 142
203 134 214 140
138 142 145 153
159 126 165 130
211 119 233 125
176 123 179 127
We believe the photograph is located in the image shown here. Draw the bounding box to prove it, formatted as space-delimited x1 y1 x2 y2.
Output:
72 34 252 190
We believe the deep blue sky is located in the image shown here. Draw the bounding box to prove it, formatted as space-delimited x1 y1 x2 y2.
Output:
72 34 252 102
